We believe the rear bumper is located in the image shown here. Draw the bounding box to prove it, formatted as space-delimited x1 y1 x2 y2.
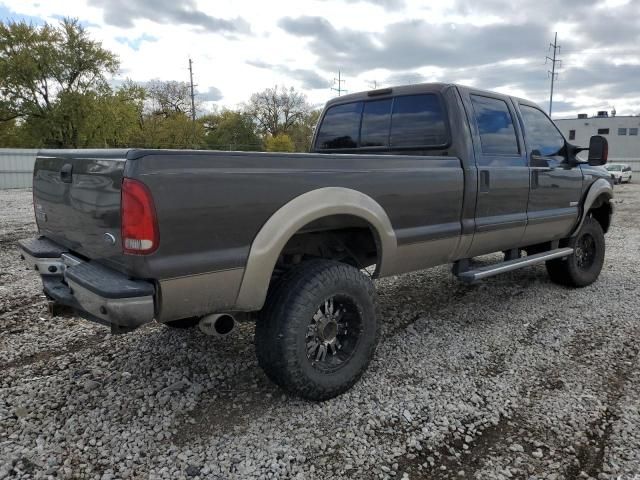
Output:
19 237 155 331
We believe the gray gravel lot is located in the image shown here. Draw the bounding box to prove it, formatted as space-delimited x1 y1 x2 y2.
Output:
1 185 639 480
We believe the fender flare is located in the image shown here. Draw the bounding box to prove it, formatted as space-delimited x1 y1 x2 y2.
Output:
234 187 397 311
571 178 613 236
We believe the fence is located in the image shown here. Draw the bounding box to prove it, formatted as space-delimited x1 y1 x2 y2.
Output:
1 148 639 190
0 149 38 189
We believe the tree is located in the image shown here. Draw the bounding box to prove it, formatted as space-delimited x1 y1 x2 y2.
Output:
246 85 310 137
0 119 29 147
201 109 262 150
0 18 119 147
78 83 146 148
265 133 295 152
145 80 194 118
138 112 204 149
289 109 321 152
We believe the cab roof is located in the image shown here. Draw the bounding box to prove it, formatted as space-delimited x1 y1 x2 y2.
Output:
324 82 455 108
324 82 539 109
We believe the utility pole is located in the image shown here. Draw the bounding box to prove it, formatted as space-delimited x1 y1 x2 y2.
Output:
546 32 561 116
188 58 196 122
331 70 347 96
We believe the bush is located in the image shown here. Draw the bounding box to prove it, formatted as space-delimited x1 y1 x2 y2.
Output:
265 133 295 152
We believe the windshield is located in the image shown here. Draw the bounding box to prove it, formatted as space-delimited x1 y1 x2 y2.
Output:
606 165 622 171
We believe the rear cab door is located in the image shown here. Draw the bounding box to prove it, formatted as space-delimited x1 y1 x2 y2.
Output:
312 84 466 272
457 87 530 257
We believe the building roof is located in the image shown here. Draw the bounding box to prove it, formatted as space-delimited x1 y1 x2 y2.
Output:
556 115 640 122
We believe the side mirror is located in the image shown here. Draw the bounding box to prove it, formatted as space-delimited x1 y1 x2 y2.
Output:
588 135 608 166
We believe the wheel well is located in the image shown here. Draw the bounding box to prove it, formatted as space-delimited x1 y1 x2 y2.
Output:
275 214 380 276
588 195 612 233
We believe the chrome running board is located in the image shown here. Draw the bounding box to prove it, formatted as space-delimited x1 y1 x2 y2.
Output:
456 248 574 284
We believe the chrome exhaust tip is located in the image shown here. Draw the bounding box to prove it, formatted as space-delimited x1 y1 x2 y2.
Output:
198 313 236 337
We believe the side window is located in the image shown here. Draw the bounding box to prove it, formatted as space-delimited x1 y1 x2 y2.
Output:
569 129 576 140
630 128 638 136
519 105 565 156
390 94 448 147
315 102 362 149
360 99 392 147
470 95 519 155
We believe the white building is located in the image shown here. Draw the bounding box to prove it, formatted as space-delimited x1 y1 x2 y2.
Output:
555 111 640 172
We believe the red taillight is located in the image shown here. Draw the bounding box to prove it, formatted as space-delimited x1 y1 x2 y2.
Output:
121 178 159 255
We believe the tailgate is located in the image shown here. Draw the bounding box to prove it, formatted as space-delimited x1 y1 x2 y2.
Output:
33 149 129 262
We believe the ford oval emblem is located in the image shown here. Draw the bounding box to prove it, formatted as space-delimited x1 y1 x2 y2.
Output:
103 232 116 246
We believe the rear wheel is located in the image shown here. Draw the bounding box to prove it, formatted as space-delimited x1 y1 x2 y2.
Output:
546 216 605 287
255 259 379 401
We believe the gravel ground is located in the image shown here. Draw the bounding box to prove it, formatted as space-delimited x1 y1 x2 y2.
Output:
1 185 639 480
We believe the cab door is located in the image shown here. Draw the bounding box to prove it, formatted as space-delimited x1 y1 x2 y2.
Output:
516 102 584 245
459 90 530 257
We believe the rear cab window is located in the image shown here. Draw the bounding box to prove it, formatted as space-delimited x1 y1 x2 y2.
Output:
314 93 448 152
469 94 519 156
315 102 363 149
391 95 448 147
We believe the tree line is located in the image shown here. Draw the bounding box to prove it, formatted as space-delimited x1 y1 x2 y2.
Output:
0 18 321 152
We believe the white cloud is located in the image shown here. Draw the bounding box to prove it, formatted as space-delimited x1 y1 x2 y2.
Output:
1 0 639 116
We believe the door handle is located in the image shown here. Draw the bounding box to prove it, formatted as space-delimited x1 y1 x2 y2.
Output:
480 170 490 193
60 163 73 183
530 154 550 168
532 169 540 189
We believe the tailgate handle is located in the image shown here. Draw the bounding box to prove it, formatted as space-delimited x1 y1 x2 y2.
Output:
60 163 73 183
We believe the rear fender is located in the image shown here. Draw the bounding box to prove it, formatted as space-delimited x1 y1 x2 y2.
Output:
234 187 397 311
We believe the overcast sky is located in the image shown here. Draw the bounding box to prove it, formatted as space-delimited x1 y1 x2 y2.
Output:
2 0 639 118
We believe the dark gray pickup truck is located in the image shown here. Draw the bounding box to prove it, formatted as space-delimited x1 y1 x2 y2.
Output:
20 83 613 400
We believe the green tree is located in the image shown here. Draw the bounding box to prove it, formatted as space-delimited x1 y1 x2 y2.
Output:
78 83 146 147
0 18 118 147
265 133 295 152
201 109 262 151
139 112 204 149
289 109 321 152
246 85 310 137
0 119 29 147
146 79 194 117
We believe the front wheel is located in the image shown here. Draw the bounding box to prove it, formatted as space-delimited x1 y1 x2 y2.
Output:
546 216 605 287
255 260 379 401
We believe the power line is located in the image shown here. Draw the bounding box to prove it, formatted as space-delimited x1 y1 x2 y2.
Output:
188 58 197 121
331 70 347 96
545 32 561 116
